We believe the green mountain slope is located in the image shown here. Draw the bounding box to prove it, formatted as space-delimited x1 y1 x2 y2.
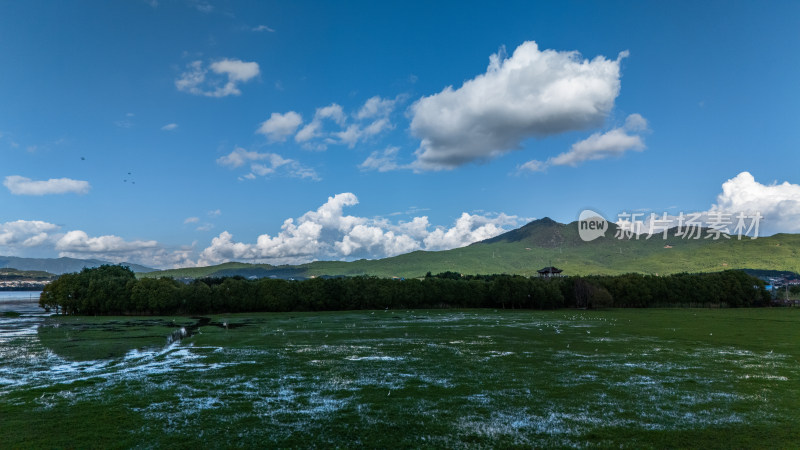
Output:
0 256 154 275
143 218 800 279
0 268 57 280
140 261 274 279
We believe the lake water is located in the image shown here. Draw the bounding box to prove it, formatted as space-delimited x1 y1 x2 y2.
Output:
0 291 43 314
0 291 45 356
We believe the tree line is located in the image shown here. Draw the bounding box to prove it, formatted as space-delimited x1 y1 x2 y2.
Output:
38 265 771 316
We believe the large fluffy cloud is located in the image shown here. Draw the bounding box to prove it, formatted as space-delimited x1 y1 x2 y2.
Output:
199 193 522 265
4 176 90 195
519 113 647 172
0 220 60 247
711 172 800 234
176 58 260 98
614 172 800 238
54 231 195 267
423 213 518 250
0 220 194 268
409 41 628 170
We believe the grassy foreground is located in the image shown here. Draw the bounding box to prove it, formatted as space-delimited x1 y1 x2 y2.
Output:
2 308 800 448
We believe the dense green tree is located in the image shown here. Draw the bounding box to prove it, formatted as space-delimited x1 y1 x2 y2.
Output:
131 277 180 314
40 267 771 316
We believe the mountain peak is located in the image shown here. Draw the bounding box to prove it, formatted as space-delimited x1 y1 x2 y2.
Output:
480 216 567 246
532 217 558 225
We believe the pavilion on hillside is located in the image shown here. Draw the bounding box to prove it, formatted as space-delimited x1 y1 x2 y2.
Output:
537 266 563 278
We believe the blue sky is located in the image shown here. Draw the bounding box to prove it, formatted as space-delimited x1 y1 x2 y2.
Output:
1 0 799 268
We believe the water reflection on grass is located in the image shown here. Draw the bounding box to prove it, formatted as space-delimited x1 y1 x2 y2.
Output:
1 308 799 447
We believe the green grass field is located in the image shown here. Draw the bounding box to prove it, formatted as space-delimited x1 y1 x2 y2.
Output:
2 308 800 448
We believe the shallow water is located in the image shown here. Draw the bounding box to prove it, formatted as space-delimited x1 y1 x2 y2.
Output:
0 290 43 314
0 291 45 347
1 308 799 447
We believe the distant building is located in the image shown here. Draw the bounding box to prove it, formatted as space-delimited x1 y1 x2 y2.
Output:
537 266 563 278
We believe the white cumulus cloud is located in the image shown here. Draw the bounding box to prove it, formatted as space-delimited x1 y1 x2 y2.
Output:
258 111 303 141
711 172 800 234
334 118 393 149
55 230 159 254
295 103 347 146
551 129 644 167
409 41 628 170
199 193 522 265
623 113 648 132
0 220 60 247
216 148 267 168
614 172 800 238
161 123 178 131
0 220 196 269
261 96 398 150
316 103 346 126
209 59 260 81
58 238 192 268
176 58 260 98
356 96 397 120
519 113 648 172
216 148 319 181
4 176 90 195
53 230 195 268
423 213 519 250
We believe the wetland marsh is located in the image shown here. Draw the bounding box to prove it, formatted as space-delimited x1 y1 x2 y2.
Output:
1 302 799 448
